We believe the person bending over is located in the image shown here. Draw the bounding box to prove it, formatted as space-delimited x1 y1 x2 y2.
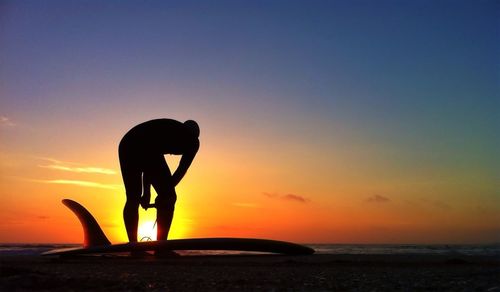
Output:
119 119 199 243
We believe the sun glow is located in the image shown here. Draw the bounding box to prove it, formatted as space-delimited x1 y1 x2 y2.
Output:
138 220 157 241
136 218 190 242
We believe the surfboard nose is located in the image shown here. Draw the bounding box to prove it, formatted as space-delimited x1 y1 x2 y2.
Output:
62 199 111 248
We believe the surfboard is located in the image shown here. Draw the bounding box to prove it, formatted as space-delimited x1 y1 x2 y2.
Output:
43 199 314 256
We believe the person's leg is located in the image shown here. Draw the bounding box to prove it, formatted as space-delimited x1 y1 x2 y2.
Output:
155 193 176 240
145 155 176 241
119 153 142 243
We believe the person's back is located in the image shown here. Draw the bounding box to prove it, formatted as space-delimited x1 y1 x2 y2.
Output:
121 119 198 154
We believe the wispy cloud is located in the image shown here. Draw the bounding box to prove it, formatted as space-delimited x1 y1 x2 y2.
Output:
37 157 116 175
263 192 310 203
39 164 116 175
366 194 390 203
43 179 121 189
0 116 15 127
263 192 279 198
283 194 309 203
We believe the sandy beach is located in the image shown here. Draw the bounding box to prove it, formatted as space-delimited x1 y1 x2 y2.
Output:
1 254 499 291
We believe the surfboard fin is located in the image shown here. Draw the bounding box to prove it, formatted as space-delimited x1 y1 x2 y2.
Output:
62 199 111 248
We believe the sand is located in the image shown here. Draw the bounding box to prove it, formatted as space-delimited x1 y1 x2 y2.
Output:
1 254 499 291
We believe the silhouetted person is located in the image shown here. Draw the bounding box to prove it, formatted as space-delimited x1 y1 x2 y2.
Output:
119 119 199 246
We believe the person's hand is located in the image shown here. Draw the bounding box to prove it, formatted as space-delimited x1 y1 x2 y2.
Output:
140 193 151 210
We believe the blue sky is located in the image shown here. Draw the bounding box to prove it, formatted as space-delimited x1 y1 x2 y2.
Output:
3 0 497 178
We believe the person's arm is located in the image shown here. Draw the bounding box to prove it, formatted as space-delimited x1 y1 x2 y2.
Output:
140 172 152 209
171 139 199 187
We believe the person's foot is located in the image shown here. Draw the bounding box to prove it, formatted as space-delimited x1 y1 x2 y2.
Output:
154 250 180 258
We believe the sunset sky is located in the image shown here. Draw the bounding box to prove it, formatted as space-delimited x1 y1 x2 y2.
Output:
1 0 498 244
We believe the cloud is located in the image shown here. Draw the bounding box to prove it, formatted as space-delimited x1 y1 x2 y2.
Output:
263 192 310 203
43 179 121 189
263 192 278 198
37 157 116 175
366 194 390 203
283 194 309 203
0 116 15 127
39 164 116 175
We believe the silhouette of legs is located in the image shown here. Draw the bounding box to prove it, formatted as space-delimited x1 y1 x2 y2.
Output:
144 155 176 241
120 141 156 243
120 156 142 242
120 145 177 242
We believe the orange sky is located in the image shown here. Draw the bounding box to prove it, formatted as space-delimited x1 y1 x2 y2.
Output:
0 118 498 244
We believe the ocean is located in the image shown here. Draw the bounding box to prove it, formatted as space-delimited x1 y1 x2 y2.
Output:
1 243 499 256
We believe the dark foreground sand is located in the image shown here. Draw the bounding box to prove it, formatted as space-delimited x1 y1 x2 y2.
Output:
1 254 499 291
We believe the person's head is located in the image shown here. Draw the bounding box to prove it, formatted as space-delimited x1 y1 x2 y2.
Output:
184 120 200 138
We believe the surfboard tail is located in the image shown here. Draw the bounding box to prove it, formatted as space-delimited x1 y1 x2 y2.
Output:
62 199 111 248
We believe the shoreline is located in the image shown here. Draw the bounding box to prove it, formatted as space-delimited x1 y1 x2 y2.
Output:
2 254 499 290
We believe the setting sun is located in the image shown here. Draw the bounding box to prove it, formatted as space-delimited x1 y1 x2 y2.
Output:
137 221 157 242
134 205 191 242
